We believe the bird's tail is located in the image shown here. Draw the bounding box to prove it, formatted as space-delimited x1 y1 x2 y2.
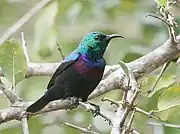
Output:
26 94 51 113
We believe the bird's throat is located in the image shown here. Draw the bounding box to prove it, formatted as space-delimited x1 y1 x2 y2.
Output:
81 53 105 68
86 50 104 62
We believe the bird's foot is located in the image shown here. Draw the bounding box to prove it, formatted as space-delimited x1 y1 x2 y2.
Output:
79 102 112 125
89 102 100 117
88 103 112 125
66 97 80 108
79 102 100 117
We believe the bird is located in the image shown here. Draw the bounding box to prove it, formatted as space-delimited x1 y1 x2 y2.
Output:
26 32 123 113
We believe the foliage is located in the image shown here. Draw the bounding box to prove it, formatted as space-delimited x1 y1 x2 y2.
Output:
0 40 27 85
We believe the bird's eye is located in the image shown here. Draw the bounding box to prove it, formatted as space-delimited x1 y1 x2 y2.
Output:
94 34 107 40
94 35 100 40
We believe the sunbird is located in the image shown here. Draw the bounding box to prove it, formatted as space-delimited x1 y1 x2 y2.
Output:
26 32 123 113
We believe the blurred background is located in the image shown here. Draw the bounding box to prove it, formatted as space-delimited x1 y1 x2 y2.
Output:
0 0 180 134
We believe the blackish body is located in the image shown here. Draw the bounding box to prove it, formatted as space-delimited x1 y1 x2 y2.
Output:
47 54 105 102
26 32 123 113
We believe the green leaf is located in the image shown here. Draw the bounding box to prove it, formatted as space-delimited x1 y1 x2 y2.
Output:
159 0 167 6
158 85 180 111
154 0 167 7
0 40 27 85
147 87 166 110
156 106 180 124
140 75 175 97
165 127 180 134
119 61 129 77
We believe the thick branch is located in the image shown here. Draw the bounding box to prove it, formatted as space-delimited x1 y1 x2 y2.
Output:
89 35 180 98
0 99 75 124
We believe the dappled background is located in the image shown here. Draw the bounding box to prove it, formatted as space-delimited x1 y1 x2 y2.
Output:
0 0 180 134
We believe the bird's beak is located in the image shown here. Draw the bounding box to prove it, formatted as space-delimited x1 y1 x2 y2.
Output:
106 34 124 41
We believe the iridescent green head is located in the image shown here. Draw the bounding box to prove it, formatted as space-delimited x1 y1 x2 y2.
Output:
77 32 124 60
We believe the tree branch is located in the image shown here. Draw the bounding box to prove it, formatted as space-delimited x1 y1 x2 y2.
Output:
0 0 54 45
21 117 29 134
0 99 76 124
79 101 112 124
110 65 140 134
148 120 180 129
0 79 20 104
21 32 30 63
56 41 65 60
60 121 100 134
89 35 180 99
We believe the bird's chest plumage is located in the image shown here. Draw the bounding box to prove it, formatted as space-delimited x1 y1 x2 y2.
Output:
51 54 105 101
70 55 105 100
73 55 105 79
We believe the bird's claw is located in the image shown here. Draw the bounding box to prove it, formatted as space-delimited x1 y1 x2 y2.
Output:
89 103 100 117
105 118 112 125
79 102 101 117
67 97 79 107
89 103 112 125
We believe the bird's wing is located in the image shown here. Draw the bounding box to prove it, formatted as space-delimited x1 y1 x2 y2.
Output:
47 52 80 89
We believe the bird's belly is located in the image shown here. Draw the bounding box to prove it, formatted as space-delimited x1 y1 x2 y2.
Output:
71 65 104 101
52 61 104 101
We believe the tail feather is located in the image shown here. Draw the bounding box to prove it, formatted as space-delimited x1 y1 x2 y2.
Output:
26 95 50 113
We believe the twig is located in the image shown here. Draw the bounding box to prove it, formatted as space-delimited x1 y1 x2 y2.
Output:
56 41 65 60
101 97 119 107
131 130 140 134
21 32 30 63
60 121 99 134
86 124 93 134
135 107 157 119
161 123 180 129
21 117 29 134
0 0 54 45
147 61 171 94
12 51 15 91
137 107 180 129
146 13 171 26
122 90 128 106
122 109 136 134
126 109 136 133
0 87 19 104
135 107 180 130
0 79 20 104
146 3 178 45
148 121 180 129
79 101 112 124
165 8 178 44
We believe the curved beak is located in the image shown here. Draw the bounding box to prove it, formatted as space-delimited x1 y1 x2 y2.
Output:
106 34 124 41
